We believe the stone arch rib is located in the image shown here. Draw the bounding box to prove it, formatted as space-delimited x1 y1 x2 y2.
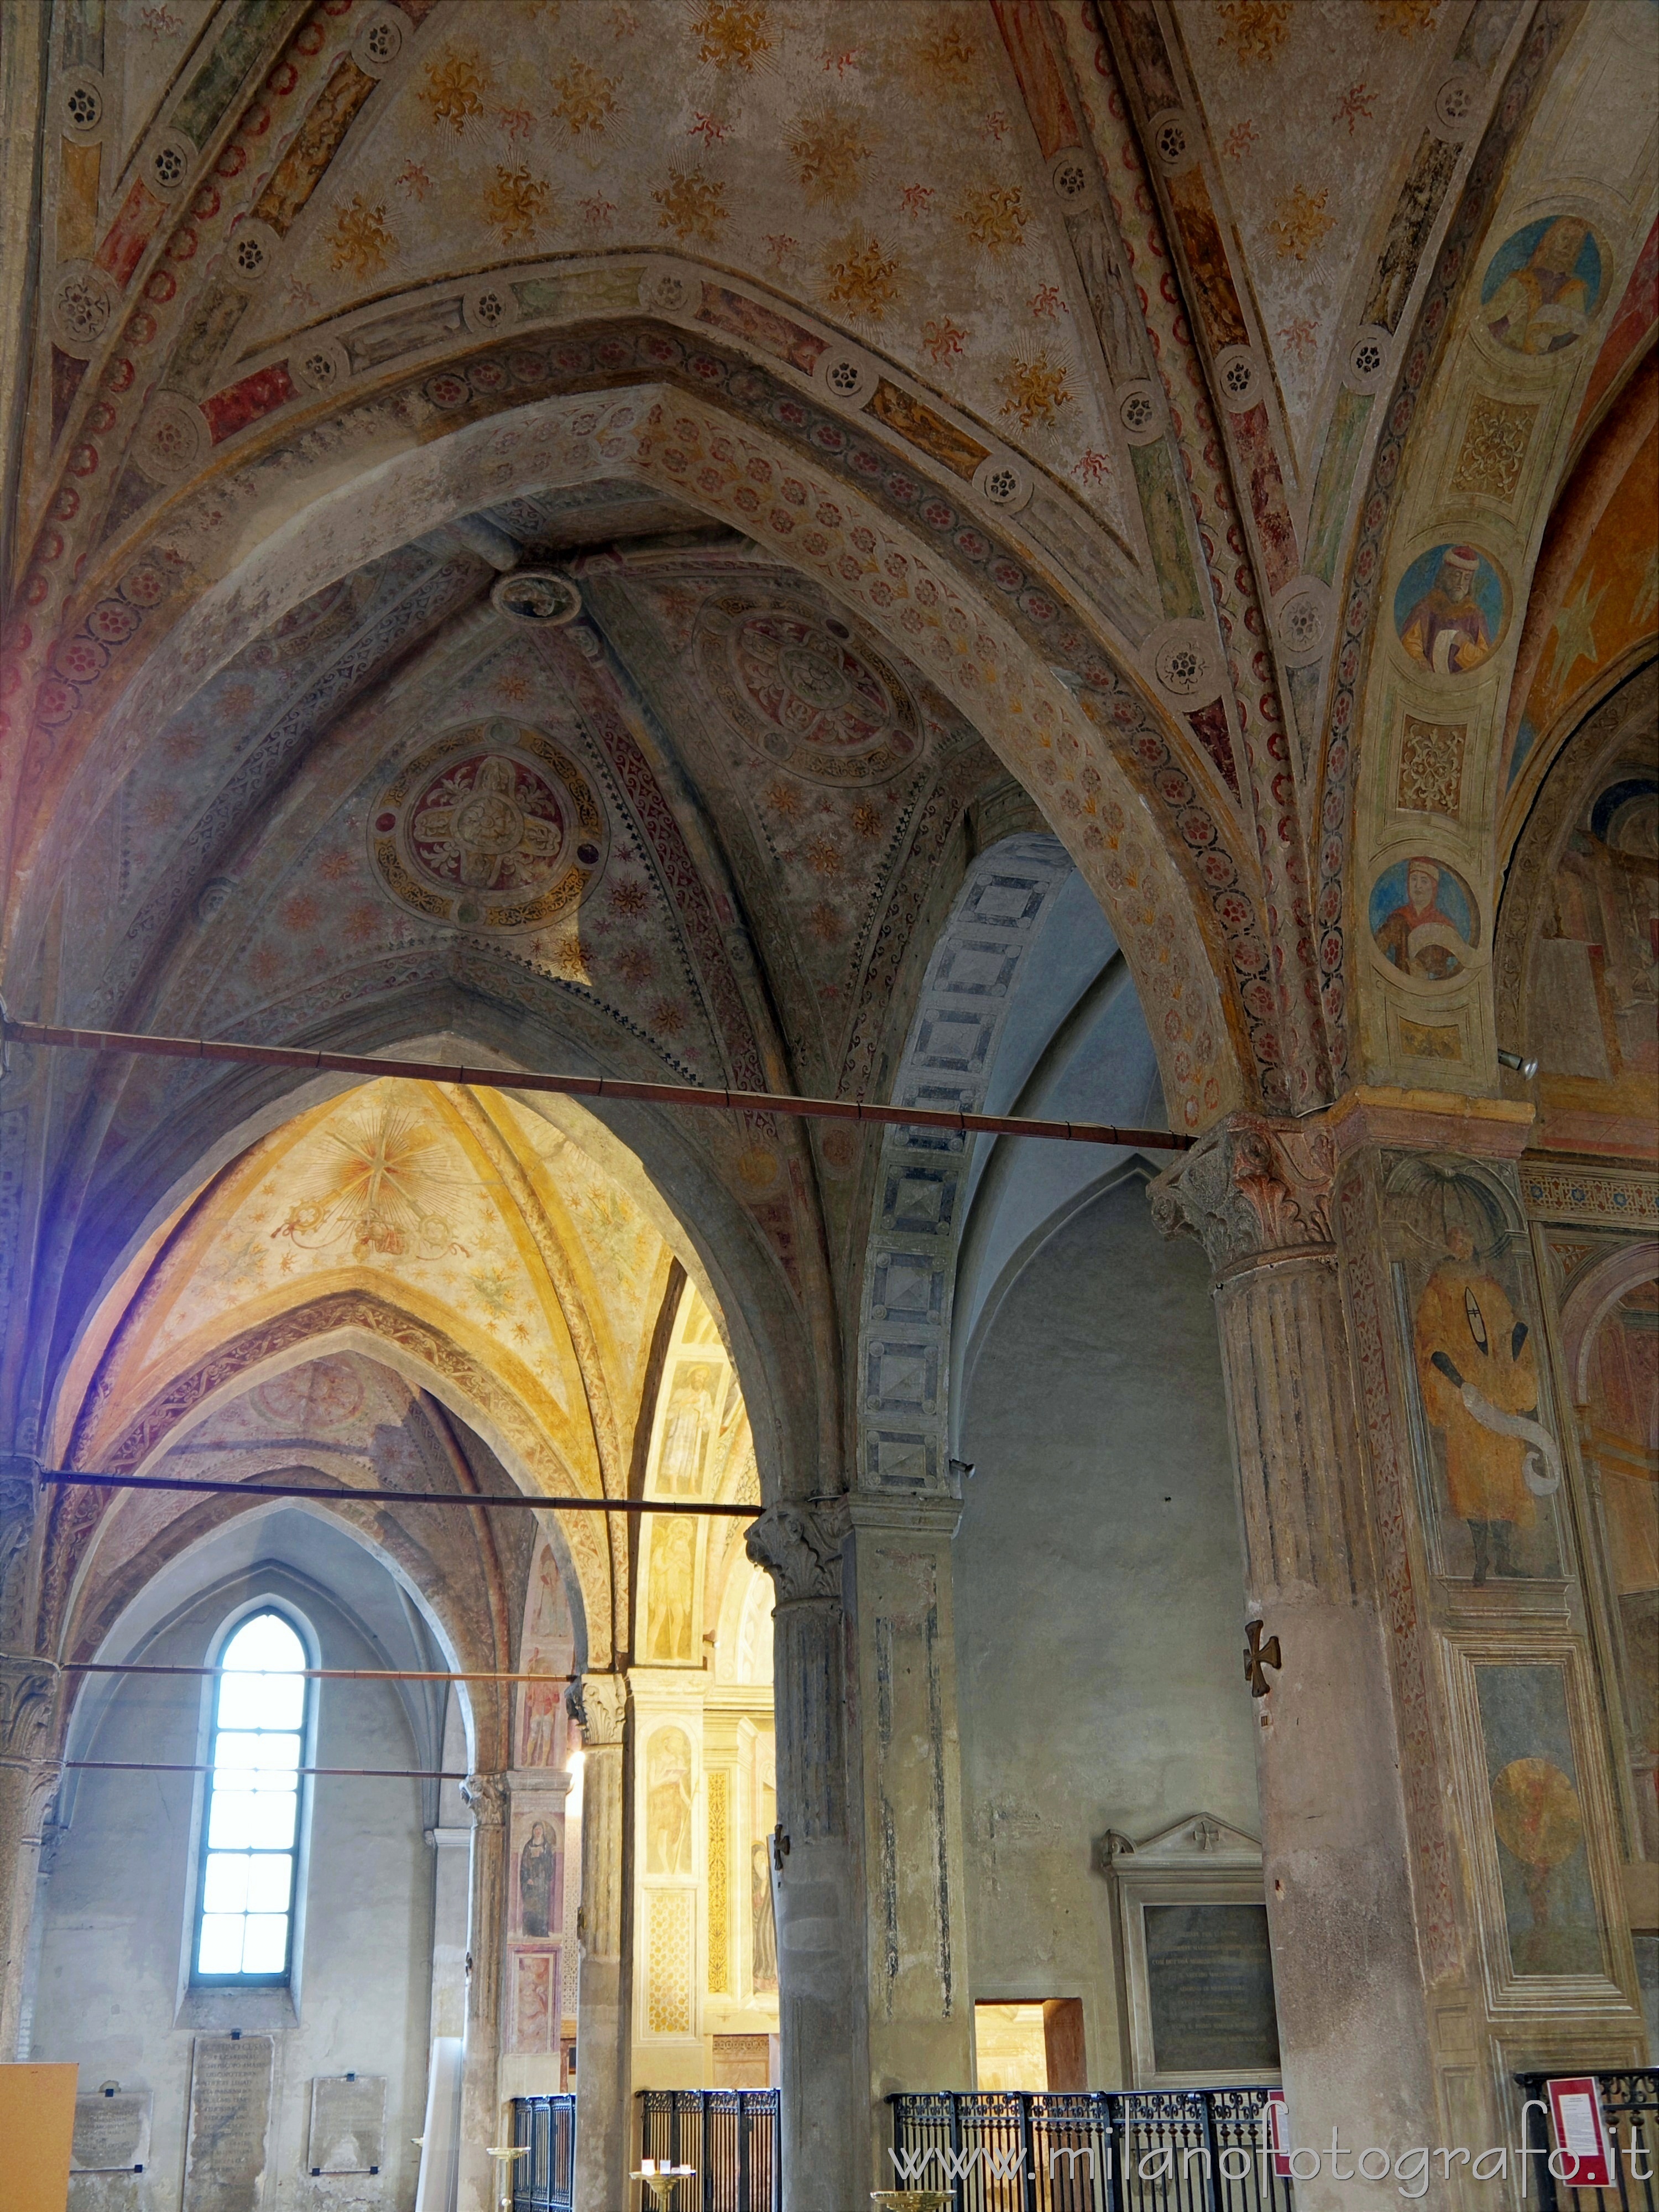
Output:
854 834 1074 1496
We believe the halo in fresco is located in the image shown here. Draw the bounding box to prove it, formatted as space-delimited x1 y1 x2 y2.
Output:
369 717 608 931
694 594 924 785
1393 543 1509 677
1369 855 1480 981
1480 216 1606 356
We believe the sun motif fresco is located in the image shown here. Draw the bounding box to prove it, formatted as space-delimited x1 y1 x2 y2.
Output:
222 1 1135 540
67 1081 681 1482
270 1102 470 1263
1170 0 1465 476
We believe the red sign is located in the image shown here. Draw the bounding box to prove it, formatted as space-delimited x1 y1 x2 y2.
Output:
1547 2078 1614 2189
1263 2091 1292 2179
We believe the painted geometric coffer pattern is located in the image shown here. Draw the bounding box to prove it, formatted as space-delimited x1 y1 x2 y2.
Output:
856 835 1074 1494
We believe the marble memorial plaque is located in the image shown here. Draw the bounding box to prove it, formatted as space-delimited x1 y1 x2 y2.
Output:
182 2034 273 2212
309 2074 387 2173
1143 1902 1280 2073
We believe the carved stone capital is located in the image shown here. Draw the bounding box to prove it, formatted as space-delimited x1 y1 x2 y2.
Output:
564 1672 627 1748
1150 1112 1336 1272
460 1771 507 1828
0 1654 60 1767
745 1496 849 1604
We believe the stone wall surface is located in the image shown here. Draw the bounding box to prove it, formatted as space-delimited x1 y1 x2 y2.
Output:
957 1174 1260 2080
32 1576 434 2212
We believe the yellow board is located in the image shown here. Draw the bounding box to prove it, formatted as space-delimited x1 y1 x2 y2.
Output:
0 2064 77 2212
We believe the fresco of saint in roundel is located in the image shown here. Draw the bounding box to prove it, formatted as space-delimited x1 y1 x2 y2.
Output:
1394 544 1507 677
1481 216 1605 356
1370 856 1479 981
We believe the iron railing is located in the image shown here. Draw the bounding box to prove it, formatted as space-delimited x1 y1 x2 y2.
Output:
1515 2072 1658 2212
510 2094 575 2212
638 2089 780 2212
889 2090 1295 2212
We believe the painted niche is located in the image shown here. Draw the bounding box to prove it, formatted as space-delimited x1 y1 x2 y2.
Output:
1387 1158 1565 1585
646 1727 695 1878
1475 1664 1603 1978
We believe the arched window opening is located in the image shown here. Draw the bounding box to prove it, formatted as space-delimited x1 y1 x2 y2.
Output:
194 1610 309 1984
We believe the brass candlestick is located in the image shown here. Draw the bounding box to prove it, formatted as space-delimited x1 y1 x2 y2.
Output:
485 2142 530 2212
630 2161 696 2212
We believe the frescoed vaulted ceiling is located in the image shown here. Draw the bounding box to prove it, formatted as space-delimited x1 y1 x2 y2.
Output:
38 1073 703 1673
1 0 1655 1575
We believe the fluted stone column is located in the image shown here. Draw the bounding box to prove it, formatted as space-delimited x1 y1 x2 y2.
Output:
1152 1115 1439 2205
457 1771 508 2212
746 1499 871 2212
566 1674 629 2212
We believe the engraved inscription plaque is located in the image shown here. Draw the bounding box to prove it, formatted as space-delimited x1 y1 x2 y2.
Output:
72 2090 152 2169
1142 1902 1280 2072
70 2089 152 2211
308 2074 387 2173
182 2034 273 2212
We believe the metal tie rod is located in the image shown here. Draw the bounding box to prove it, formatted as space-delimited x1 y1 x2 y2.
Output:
3 1018 1192 1152
66 1761 471 1779
64 1661 576 1684
42 1470 761 1516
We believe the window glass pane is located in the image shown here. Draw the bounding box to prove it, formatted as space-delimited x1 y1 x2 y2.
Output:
202 1855 249 1914
216 1617 305 1728
216 1669 304 1731
248 1791 297 1850
246 1856 293 1914
249 1757 300 1792
221 1613 306 1677
241 1916 289 1974
197 1916 246 1974
196 1612 306 1981
207 1790 262 1850
215 1731 299 1774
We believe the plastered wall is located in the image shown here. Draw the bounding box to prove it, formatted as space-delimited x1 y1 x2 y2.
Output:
32 1571 436 2211
955 1173 1261 2085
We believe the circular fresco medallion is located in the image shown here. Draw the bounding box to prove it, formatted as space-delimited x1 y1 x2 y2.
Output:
1392 542 1509 678
1480 216 1606 357
491 566 582 627
1489 1756 1582 1870
693 595 922 785
369 717 608 931
1368 854 1479 982
252 1362 365 1432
